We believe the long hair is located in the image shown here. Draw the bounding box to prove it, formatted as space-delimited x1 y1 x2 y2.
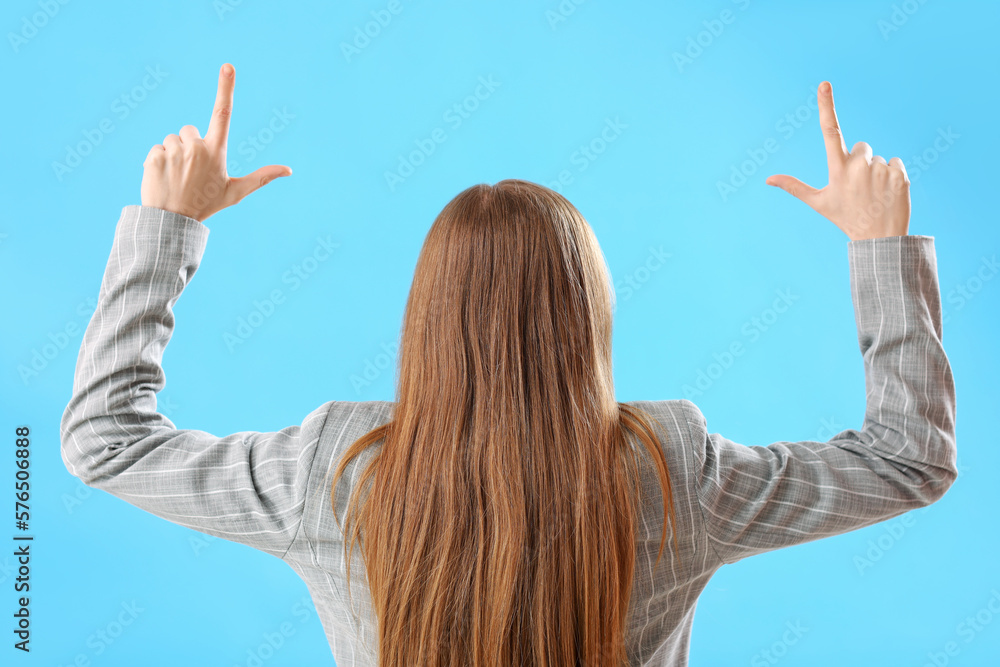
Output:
330 179 677 666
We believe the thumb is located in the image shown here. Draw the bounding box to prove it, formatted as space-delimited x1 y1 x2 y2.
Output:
229 165 293 203
765 174 821 209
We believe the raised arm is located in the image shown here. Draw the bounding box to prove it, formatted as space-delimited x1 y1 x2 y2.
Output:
687 82 957 565
59 204 335 559
59 65 319 560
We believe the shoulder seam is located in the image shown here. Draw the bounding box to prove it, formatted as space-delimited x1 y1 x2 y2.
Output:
681 403 728 568
280 402 336 561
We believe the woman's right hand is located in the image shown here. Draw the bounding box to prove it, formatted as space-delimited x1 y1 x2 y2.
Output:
766 81 910 241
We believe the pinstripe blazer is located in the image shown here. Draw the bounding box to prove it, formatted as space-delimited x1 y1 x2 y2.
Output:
60 205 958 666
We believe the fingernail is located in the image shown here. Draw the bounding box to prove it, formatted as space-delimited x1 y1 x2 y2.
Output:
222 64 234 78
821 81 831 95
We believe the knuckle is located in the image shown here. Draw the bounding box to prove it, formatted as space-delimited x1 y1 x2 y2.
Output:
215 105 232 119
847 156 868 172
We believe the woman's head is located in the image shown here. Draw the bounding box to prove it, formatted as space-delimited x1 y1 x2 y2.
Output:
399 179 617 425
332 179 676 667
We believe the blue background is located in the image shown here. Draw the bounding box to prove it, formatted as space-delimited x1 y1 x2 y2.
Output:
1 1 997 665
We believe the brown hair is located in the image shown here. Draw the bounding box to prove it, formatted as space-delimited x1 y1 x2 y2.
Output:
330 179 677 666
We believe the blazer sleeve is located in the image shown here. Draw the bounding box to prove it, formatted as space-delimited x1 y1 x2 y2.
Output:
684 234 958 566
60 205 331 560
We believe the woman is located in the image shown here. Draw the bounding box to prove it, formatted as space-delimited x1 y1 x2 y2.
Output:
60 65 957 666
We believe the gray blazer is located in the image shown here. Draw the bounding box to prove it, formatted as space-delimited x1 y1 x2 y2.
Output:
60 205 957 666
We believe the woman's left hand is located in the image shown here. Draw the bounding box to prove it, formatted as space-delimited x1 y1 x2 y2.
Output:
140 63 292 223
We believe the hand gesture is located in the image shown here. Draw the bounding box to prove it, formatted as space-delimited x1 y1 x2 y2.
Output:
766 82 910 241
140 64 292 222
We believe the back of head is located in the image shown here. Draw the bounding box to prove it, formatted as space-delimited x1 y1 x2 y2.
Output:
331 179 676 667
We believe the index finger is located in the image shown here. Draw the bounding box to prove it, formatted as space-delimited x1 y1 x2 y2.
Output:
818 81 848 175
206 63 235 150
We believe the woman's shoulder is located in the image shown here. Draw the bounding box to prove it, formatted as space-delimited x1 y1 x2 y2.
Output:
623 399 701 438
306 399 396 489
318 399 396 433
